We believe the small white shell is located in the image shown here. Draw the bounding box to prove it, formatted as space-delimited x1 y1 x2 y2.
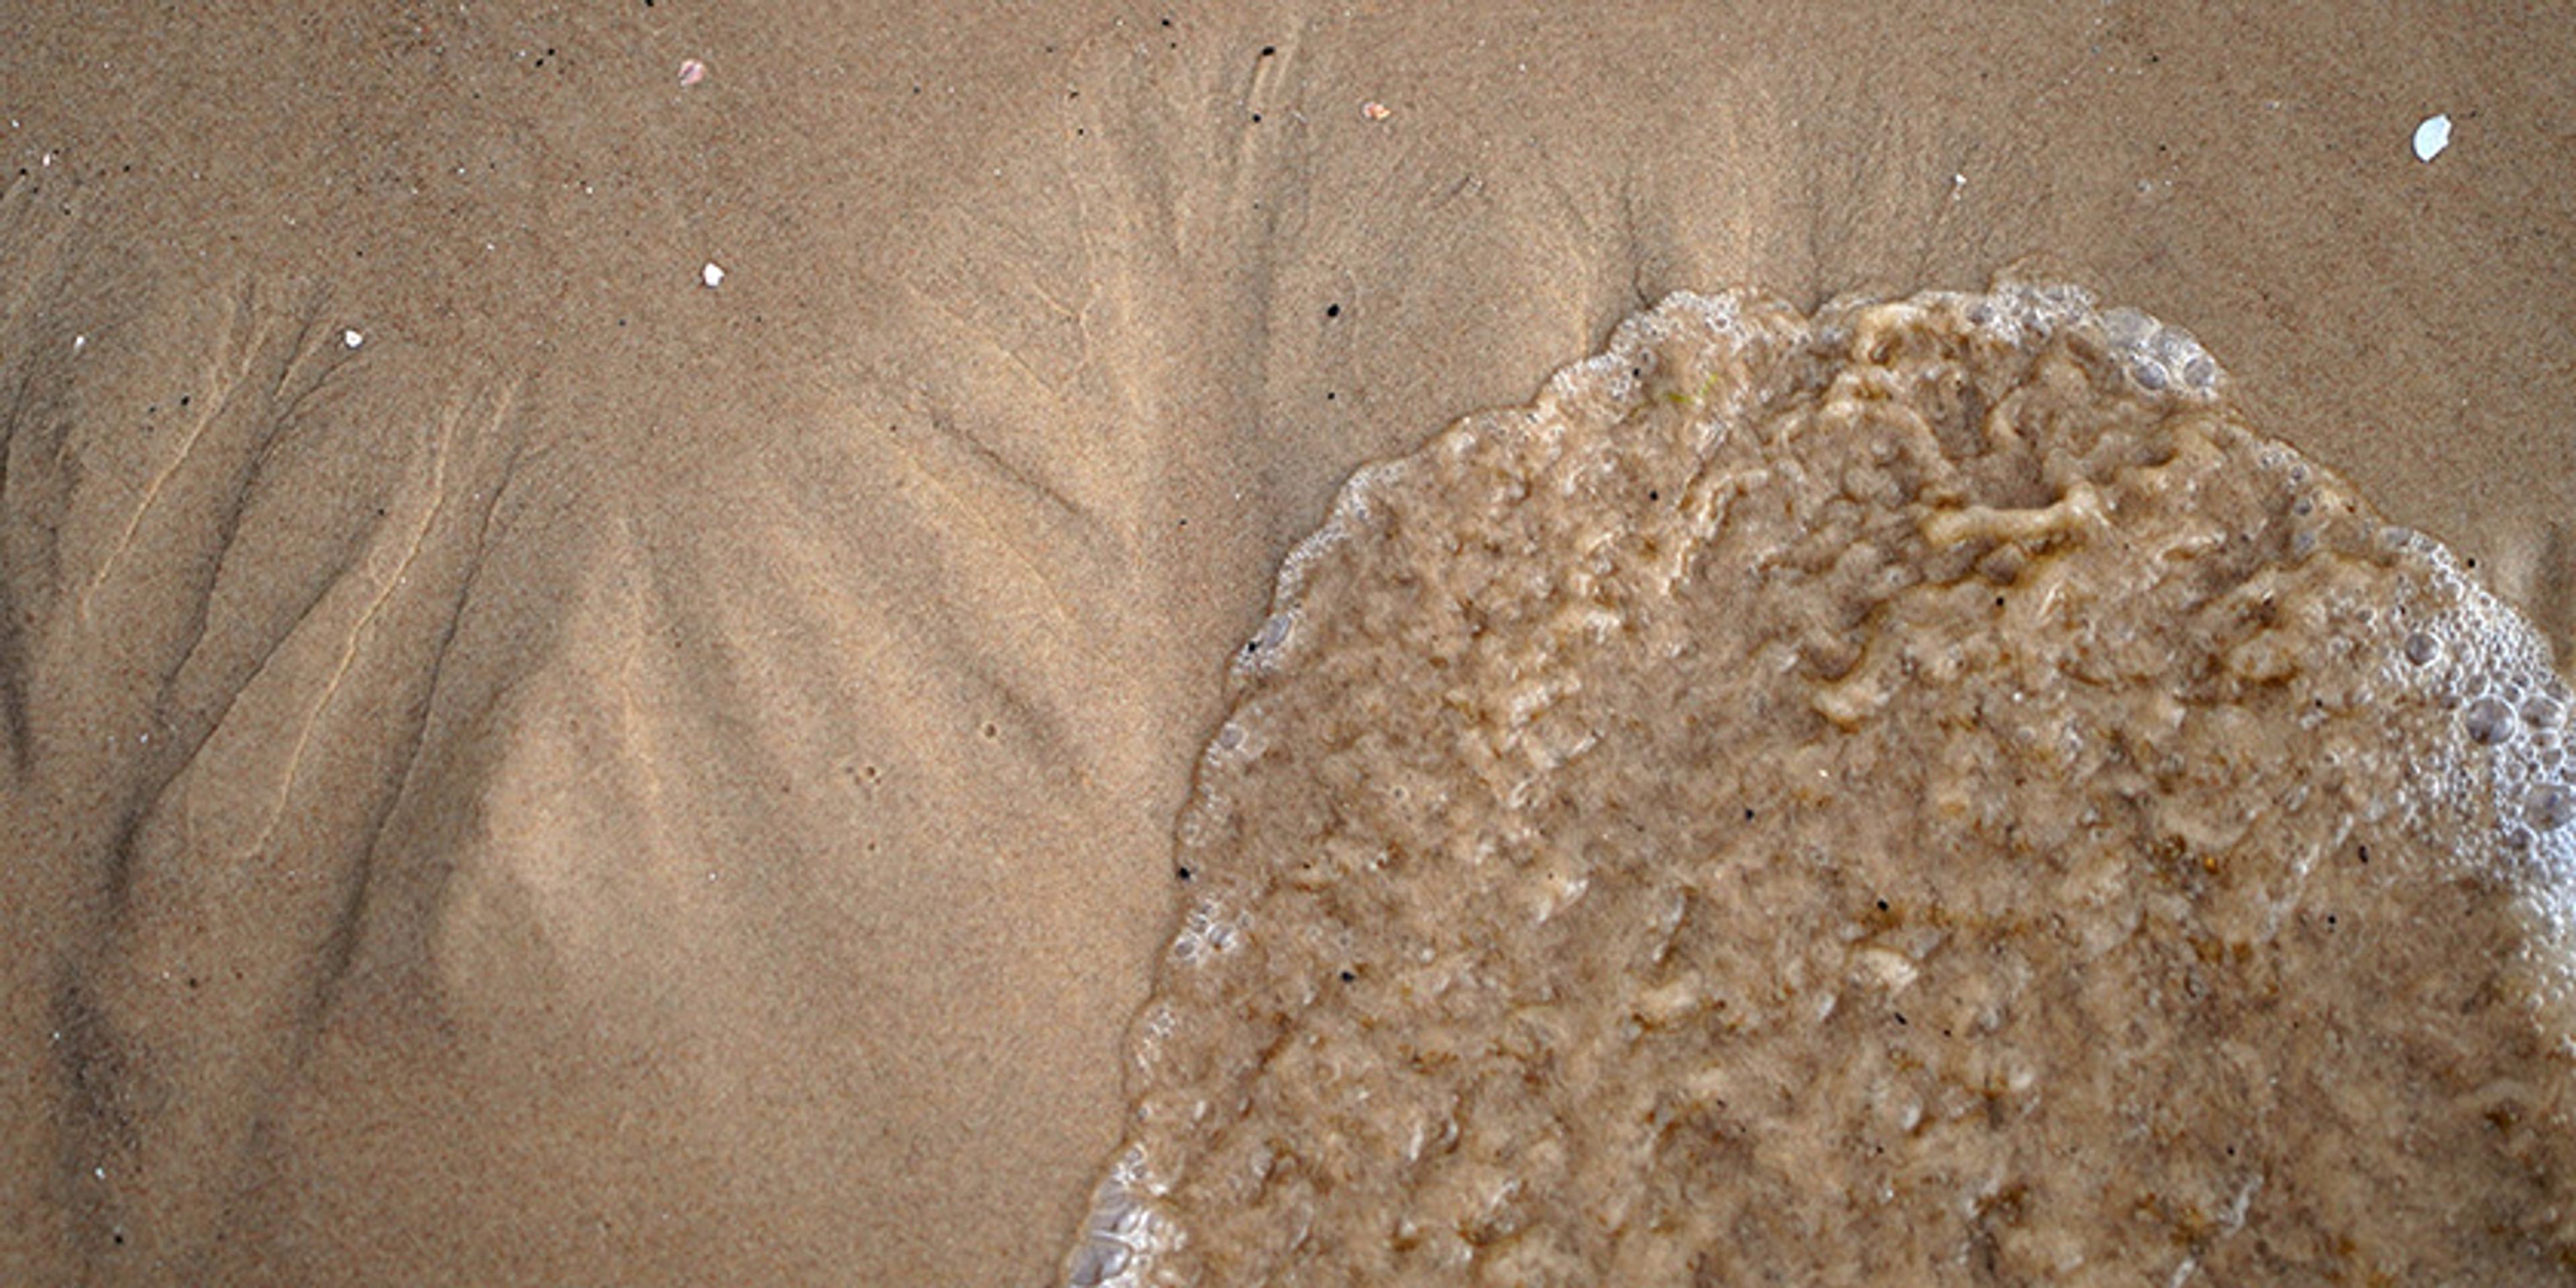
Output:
2412 113 2451 162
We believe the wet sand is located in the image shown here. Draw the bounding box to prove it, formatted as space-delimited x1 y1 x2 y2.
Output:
1 3 2569 1284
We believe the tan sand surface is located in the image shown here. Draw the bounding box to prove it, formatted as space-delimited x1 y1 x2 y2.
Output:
0 2 2568 1283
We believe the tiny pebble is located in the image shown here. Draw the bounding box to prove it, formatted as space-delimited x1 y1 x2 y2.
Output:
1360 100 1391 121
342 329 364 350
2412 113 2451 162
701 262 725 288
679 58 707 87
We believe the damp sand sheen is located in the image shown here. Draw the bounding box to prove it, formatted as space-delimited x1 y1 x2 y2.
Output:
1061 286 2576 1285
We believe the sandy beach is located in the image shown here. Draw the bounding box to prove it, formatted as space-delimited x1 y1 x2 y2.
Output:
3 3 2571 1283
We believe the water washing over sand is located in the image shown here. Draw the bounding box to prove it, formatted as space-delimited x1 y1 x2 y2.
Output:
1065 286 2576 1285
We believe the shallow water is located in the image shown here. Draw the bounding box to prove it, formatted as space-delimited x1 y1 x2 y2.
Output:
1066 286 2576 1285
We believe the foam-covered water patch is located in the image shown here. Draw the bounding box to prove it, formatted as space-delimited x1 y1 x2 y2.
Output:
1069 285 2576 1285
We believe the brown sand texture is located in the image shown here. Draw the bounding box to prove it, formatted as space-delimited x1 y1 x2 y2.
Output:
1 3 2569 1284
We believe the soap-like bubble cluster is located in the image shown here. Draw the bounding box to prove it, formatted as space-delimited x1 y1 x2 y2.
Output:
2378 537 2576 1019
2099 305 2221 394
1065 1147 1175 1288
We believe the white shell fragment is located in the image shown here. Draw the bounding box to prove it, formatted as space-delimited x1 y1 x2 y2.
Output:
2413 113 2452 162
701 262 726 288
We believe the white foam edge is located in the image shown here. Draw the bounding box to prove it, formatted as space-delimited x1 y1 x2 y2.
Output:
1062 1144 1177 1288
2377 535 2576 1041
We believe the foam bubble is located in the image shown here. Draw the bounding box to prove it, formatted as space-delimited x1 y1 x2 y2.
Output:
2466 694 2518 746
2531 783 2576 832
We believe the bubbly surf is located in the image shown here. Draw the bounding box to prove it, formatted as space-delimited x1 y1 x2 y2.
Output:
1067 286 2576 1285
